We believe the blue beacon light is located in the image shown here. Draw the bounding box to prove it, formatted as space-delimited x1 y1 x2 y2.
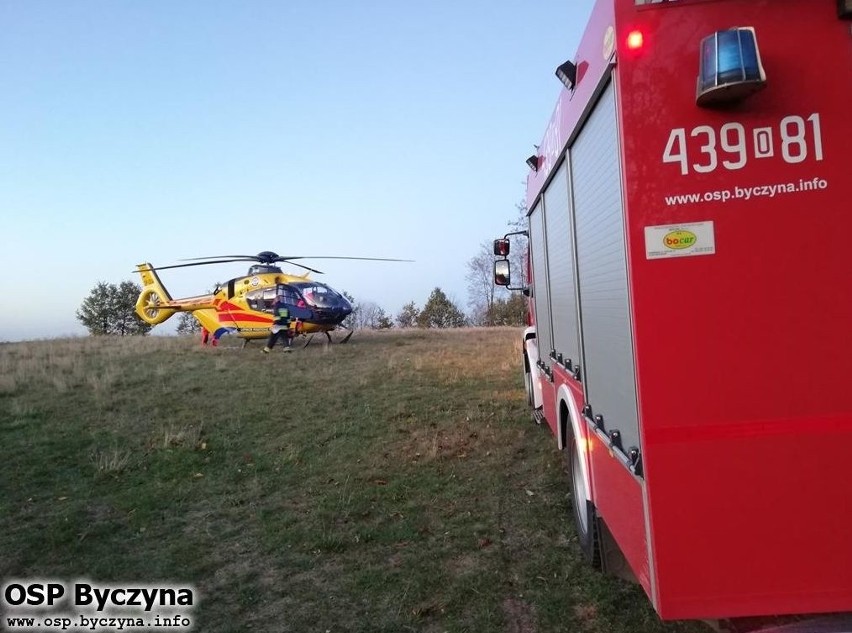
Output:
696 27 766 107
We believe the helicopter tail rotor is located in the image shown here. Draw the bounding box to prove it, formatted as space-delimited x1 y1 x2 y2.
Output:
134 264 176 325
137 288 176 324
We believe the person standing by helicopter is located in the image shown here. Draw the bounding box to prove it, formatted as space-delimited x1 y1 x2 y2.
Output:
200 327 218 347
262 290 293 354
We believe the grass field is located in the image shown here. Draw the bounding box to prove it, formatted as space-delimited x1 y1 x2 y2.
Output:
0 328 707 633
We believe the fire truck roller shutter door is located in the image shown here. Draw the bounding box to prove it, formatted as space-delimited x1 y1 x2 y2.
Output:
572 80 640 455
529 202 553 368
543 160 581 369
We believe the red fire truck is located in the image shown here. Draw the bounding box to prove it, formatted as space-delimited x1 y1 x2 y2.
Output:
495 0 852 626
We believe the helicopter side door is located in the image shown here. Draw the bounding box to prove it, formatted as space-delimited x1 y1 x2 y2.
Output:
245 285 313 321
278 285 314 321
245 288 280 313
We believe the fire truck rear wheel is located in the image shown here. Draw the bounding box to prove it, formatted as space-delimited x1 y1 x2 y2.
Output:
568 433 601 567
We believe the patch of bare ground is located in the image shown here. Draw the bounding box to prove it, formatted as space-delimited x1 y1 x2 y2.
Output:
574 604 599 628
503 596 537 633
396 423 485 463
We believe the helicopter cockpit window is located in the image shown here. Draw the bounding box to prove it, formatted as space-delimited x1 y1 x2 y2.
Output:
292 282 348 309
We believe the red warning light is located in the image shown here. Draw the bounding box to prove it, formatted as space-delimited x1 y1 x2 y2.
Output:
626 30 644 50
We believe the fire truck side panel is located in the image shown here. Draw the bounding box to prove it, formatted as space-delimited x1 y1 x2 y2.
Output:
586 427 651 598
543 161 582 369
611 0 852 619
553 364 650 596
572 79 641 455
569 74 650 602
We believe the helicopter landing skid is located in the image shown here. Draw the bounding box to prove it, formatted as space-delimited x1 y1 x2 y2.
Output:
302 328 353 348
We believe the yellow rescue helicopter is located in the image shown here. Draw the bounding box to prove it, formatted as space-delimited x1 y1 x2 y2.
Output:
134 251 407 345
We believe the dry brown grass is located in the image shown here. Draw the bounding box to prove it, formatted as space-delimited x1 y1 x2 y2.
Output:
90 446 133 474
0 329 705 633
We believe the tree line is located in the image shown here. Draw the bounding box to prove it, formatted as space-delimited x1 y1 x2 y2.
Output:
76 206 530 336
77 279 526 336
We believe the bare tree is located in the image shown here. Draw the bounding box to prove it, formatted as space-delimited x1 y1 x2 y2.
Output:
507 200 528 286
176 312 202 335
466 241 505 326
467 200 531 326
375 309 393 329
340 290 357 329
396 301 420 328
353 301 383 329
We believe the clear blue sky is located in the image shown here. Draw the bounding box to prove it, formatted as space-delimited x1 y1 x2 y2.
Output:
0 0 594 342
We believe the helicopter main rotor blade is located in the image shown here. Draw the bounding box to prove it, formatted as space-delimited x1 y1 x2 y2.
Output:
146 253 413 273
275 256 414 262
286 261 325 275
182 253 328 274
147 259 252 271
179 255 259 262
140 257 325 274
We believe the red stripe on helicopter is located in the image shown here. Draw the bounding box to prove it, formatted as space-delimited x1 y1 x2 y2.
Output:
218 301 243 311
218 312 271 324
